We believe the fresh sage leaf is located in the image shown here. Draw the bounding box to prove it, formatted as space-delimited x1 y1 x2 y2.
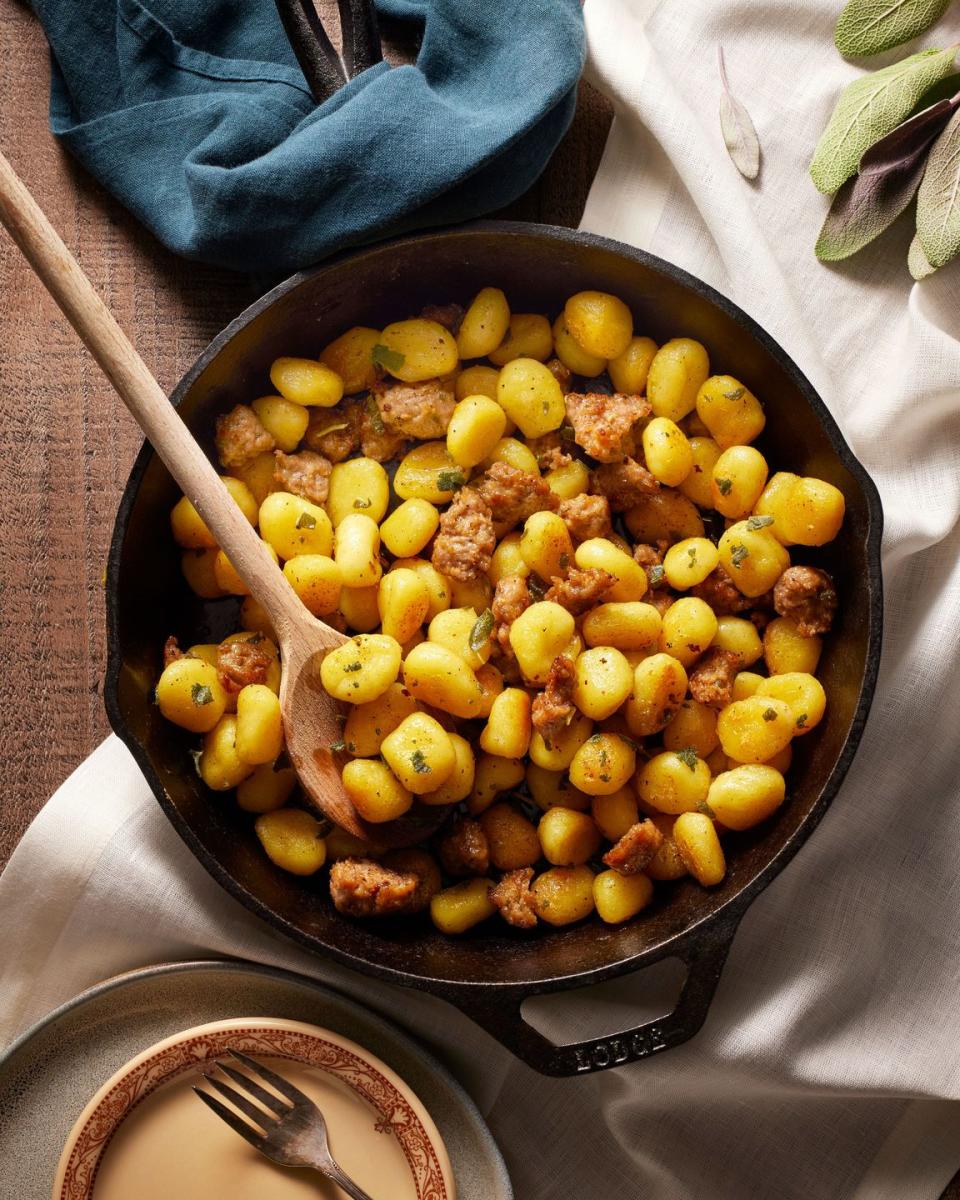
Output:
835 0 953 58
816 98 959 259
371 343 405 372
810 48 958 194
469 608 494 653
908 231 939 275
718 46 760 179
917 107 960 265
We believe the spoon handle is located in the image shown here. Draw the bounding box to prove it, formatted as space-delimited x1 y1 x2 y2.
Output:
0 150 306 645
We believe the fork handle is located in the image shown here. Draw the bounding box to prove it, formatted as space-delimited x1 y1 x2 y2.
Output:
321 1162 375 1200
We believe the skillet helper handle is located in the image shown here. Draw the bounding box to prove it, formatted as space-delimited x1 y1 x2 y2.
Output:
0 150 305 645
444 915 742 1077
273 0 347 101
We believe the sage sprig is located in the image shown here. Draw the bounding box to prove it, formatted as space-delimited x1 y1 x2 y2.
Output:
835 0 954 58
916 107 960 265
810 47 958 193
816 94 960 259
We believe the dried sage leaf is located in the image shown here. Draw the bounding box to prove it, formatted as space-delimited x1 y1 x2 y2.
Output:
835 0 953 59
817 97 960 260
810 47 957 194
908 232 939 276
718 47 760 179
917 107 960 265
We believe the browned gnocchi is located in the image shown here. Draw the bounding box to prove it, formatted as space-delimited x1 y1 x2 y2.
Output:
157 285 844 936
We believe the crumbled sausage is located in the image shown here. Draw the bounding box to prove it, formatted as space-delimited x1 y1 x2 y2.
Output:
527 431 572 473
473 461 559 532
546 358 573 392
602 820 664 875
420 302 465 332
773 566 838 637
564 391 651 463
490 867 537 929
438 818 490 877
163 636 184 668
272 449 332 505
304 402 362 463
690 566 755 615
531 654 577 745
371 376 456 440
329 858 420 917
558 493 612 542
491 575 531 660
591 458 660 511
544 566 616 616
215 405 275 471
633 541 669 570
360 398 408 462
381 849 441 913
688 647 740 710
217 638 273 695
648 589 677 617
431 489 496 582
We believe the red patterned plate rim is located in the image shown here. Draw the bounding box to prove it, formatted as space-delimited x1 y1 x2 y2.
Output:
52 1016 454 1200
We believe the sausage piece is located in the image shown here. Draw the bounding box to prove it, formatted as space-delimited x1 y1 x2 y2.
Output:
272 449 332 505
304 402 362 463
371 377 456 440
490 867 538 929
591 458 660 511
473 461 559 532
558 494 613 542
215 405 275 471
431 489 496 582
329 858 420 917
690 566 755 615
564 391 651 463
438 818 490 877
544 567 616 616
773 566 838 637
602 820 664 875
531 654 577 745
217 638 273 695
688 647 740 710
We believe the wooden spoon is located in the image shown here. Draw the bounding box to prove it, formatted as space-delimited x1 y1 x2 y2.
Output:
0 151 437 847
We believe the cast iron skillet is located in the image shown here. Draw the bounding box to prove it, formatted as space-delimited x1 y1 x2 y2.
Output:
105 222 883 1076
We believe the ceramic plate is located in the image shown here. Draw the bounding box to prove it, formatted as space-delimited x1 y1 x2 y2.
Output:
0 960 511 1200
54 1016 454 1200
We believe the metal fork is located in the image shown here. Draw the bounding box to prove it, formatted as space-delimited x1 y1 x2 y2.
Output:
193 1048 375 1200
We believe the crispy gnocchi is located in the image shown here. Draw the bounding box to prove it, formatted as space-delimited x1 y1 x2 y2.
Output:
159 285 844 937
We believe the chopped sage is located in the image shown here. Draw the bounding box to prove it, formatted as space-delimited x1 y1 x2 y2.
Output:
716 477 734 496
371 343 405 372
343 661 362 673
762 707 778 722
746 514 775 530
730 544 750 568
410 749 431 774
191 683 213 706
353 497 372 509
436 468 466 493
676 746 699 770
469 608 495 653
296 511 317 530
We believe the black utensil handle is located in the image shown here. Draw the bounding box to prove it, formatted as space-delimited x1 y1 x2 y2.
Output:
338 0 383 76
273 0 347 102
442 915 742 1077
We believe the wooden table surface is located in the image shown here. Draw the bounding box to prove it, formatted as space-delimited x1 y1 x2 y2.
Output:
0 1 611 868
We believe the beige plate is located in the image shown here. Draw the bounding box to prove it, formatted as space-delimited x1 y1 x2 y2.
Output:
52 1015 455 1200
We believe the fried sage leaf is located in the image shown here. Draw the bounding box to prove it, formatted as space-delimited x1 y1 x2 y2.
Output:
835 0 953 59
917 107 960 266
718 46 760 179
908 232 939 276
810 47 957 194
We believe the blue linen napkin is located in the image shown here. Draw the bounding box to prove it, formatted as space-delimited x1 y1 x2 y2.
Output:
30 0 585 272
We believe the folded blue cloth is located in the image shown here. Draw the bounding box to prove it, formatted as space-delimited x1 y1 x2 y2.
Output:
31 0 585 272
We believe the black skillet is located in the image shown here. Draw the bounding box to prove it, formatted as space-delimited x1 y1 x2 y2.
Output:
104 221 883 1076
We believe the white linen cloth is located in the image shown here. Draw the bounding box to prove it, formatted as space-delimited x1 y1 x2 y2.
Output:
3 1 960 1195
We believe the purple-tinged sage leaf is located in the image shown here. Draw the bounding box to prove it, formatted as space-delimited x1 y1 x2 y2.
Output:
861 94 960 173
816 95 960 260
718 46 760 179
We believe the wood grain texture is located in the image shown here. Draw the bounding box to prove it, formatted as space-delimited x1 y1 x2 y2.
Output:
0 0 611 868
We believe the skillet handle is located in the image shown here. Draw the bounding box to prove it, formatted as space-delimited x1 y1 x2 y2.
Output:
440 914 742 1077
